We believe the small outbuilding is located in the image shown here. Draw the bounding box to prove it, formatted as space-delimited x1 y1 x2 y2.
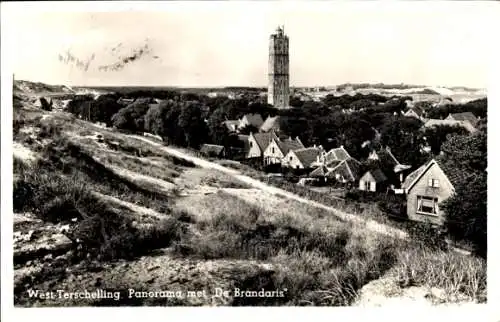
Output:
359 169 388 192
200 144 226 158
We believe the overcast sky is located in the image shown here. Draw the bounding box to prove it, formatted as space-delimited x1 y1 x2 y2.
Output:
3 1 497 88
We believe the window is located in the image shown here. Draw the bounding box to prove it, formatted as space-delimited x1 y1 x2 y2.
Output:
271 147 275 154
249 141 253 148
416 196 439 215
364 181 371 191
289 156 293 161
428 179 440 188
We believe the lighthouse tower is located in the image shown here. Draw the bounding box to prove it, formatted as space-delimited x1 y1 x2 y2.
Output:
268 26 290 109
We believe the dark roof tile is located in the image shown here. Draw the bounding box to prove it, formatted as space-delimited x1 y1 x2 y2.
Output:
293 147 322 168
364 169 388 183
326 159 361 182
200 144 225 155
277 138 305 155
242 114 264 128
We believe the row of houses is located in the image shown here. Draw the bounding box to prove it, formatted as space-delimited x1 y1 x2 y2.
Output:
200 134 469 227
308 146 412 192
307 144 468 225
311 144 471 226
199 111 475 227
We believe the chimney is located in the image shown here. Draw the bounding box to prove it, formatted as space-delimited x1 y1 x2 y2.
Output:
340 145 344 149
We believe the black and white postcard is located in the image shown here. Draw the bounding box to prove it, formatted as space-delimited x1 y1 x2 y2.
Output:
1 1 498 321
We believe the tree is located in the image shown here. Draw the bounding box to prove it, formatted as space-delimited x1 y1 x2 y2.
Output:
440 172 486 257
177 102 209 148
439 132 487 257
289 96 304 108
144 102 169 136
144 100 185 145
111 101 150 132
440 132 487 172
380 116 426 166
207 107 231 142
425 98 487 120
422 125 468 155
92 96 123 126
414 101 433 111
349 99 374 110
378 97 408 114
334 116 376 159
66 95 94 116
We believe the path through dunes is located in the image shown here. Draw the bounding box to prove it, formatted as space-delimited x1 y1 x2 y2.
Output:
131 135 409 240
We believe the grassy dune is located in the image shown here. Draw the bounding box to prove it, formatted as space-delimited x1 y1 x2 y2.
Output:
13 109 486 306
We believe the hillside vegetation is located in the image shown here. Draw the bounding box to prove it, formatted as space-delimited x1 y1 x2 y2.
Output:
12 81 486 307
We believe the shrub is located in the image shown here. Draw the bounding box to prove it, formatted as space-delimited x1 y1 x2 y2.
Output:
13 112 26 137
13 162 89 223
38 120 62 139
39 97 53 111
74 208 139 260
407 223 448 251
392 246 486 302
237 234 399 306
138 217 185 250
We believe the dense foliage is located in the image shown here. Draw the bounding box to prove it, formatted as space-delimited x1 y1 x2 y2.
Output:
439 132 487 257
425 98 487 119
422 125 468 155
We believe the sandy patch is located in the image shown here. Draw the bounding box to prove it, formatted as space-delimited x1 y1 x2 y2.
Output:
130 135 409 240
354 275 478 308
13 142 38 163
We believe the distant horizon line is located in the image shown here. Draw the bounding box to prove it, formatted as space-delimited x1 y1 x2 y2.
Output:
12 78 485 91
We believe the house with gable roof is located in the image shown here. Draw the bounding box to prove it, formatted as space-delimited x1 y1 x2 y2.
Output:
263 135 305 165
404 105 427 121
247 130 280 159
359 169 388 192
367 146 412 189
223 120 240 133
423 119 477 134
238 113 264 131
324 158 362 184
445 112 479 127
282 146 324 169
402 157 468 225
260 115 281 133
200 144 226 158
308 145 363 185
312 145 352 167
